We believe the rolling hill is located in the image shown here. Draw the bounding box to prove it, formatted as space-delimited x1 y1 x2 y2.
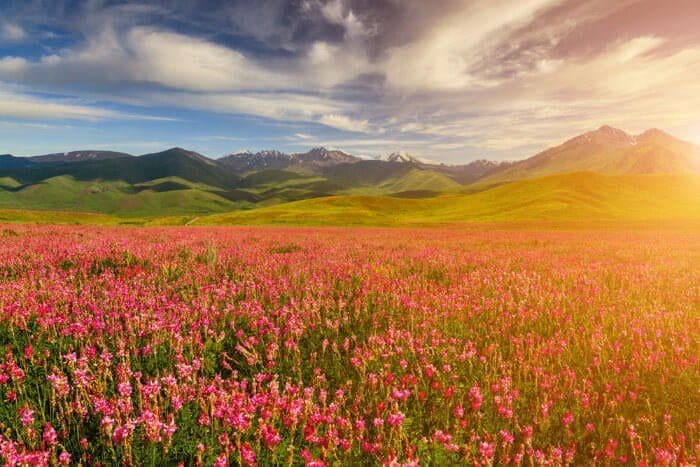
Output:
0 149 246 216
194 172 700 226
1 126 699 221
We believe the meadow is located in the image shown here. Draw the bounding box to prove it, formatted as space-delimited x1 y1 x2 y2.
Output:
0 225 697 465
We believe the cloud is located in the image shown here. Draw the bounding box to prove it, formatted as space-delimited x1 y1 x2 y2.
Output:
0 80 175 122
0 27 286 92
2 1 700 160
319 114 371 133
380 0 561 92
0 21 26 41
320 0 371 39
0 92 123 121
147 90 345 121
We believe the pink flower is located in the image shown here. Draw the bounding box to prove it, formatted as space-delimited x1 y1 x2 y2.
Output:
479 441 495 461
386 412 406 427
43 424 58 446
58 452 71 465
562 411 574 426
117 382 132 397
240 442 256 466
500 430 514 444
18 407 35 427
469 385 483 411
262 424 281 449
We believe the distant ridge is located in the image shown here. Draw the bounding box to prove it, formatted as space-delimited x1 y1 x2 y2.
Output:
1 126 699 218
0 154 35 169
218 147 361 173
30 151 133 164
478 126 700 184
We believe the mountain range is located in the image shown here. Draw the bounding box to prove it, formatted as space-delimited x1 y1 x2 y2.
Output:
1 126 699 222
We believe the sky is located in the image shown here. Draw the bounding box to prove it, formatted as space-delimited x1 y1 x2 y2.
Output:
1 0 700 163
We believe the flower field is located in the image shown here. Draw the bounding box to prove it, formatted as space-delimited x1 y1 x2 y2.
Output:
0 225 698 466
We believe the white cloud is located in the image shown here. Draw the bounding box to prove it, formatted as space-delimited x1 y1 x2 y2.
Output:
0 25 372 93
320 0 369 39
9 27 284 92
0 57 28 73
0 80 175 122
144 90 349 125
0 21 26 41
0 92 121 120
381 0 561 92
319 114 371 133
125 28 281 91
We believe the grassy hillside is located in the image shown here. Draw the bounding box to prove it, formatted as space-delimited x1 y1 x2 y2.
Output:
0 148 239 189
0 175 247 216
479 127 700 185
195 172 700 226
0 155 465 216
378 168 462 193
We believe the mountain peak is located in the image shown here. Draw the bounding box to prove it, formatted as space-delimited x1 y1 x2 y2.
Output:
145 147 215 165
297 147 359 163
164 147 189 154
385 151 422 163
593 125 631 139
637 128 673 141
564 125 635 147
597 124 621 133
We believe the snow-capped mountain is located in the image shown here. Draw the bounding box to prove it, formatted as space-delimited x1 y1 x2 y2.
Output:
217 147 360 173
384 151 424 164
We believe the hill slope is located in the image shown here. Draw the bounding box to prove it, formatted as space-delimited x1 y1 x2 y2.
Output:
0 149 245 216
195 172 700 225
479 126 700 184
0 175 247 216
0 155 35 169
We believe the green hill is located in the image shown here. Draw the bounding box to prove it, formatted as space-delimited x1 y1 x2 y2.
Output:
0 175 246 216
379 168 461 193
1 148 239 189
2 127 699 222
194 172 700 226
0 153 465 216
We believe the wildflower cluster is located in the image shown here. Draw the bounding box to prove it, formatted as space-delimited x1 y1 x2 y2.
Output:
0 226 697 465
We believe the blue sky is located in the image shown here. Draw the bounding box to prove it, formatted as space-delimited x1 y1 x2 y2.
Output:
2 0 700 161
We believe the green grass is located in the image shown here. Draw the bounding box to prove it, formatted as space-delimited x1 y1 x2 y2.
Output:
0 175 247 216
195 172 700 226
2 172 698 227
0 177 21 189
0 208 121 225
340 168 462 196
